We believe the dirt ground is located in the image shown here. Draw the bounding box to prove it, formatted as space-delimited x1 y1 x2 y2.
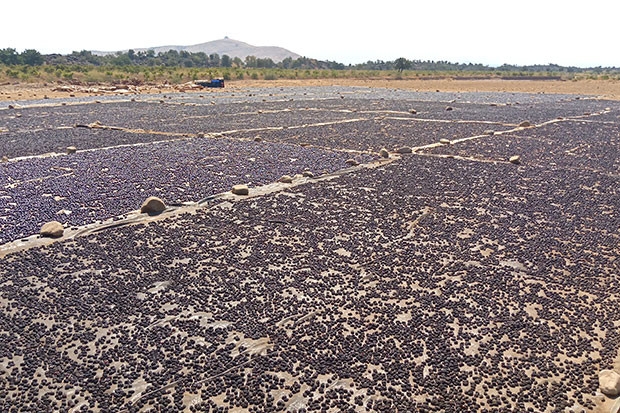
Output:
2 77 620 102
2 81 619 412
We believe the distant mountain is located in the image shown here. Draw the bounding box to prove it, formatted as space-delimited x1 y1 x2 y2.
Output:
93 38 301 62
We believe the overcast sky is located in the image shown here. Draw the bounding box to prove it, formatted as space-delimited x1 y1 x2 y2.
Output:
2 0 618 67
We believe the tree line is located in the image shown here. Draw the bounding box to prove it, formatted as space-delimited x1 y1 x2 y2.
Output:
0 48 344 70
1 47 618 74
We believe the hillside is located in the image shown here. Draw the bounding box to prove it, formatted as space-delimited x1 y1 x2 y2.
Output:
94 37 301 62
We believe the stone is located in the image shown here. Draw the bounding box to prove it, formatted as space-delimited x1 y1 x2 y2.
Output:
397 147 412 154
345 159 359 166
66 146 77 154
409 109 417 114
302 171 315 178
484 129 495 135
140 196 166 214
519 121 532 127
279 175 293 184
439 138 451 145
445 106 453 111
379 148 390 158
232 184 249 195
1 156 8 163
40 221 64 238
254 136 262 142
8 104 15 109
196 132 205 138
600 370 620 397
509 155 521 164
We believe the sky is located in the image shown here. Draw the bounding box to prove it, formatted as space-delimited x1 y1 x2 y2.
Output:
2 0 619 68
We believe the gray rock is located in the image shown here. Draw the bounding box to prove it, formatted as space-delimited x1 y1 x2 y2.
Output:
346 159 359 166
439 138 451 145
519 121 532 127
509 155 521 164
397 147 412 154
409 109 417 114
302 171 315 178
484 129 495 135
279 175 293 184
140 196 166 214
379 148 390 158
40 221 64 238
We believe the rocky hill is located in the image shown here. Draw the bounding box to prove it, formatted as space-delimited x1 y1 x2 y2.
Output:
94 37 301 62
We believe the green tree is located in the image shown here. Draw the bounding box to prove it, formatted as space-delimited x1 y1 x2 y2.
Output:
221 54 232 67
112 52 132 66
280 57 293 69
0 48 20 65
395 57 411 73
209 53 220 67
245 55 257 68
20 49 44 65
232 57 243 68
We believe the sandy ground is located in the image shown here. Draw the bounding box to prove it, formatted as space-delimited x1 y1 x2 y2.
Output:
2 77 620 102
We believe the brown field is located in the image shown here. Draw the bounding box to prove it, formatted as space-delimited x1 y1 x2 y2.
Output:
2 77 620 102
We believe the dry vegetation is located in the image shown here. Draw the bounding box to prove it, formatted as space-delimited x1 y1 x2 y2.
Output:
2 70 620 102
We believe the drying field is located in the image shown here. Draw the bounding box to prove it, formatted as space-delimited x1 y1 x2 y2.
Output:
1 86 619 412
